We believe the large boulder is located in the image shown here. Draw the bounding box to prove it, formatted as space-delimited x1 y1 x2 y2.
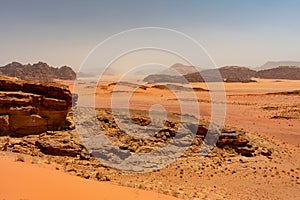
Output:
0 75 73 135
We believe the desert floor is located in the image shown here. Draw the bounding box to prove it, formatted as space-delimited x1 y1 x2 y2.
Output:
1 78 300 199
72 78 300 146
0 154 178 200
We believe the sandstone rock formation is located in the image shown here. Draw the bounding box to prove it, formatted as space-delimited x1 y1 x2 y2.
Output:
0 61 76 82
0 75 73 135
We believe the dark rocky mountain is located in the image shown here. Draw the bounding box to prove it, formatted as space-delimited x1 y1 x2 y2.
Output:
144 64 300 83
143 65 256 83
255 66 300 80
214 66 256 82
0 62 76 82
185 66 256 83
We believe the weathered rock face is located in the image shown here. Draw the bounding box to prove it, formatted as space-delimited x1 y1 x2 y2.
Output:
0 75 73 135
0 61 76 82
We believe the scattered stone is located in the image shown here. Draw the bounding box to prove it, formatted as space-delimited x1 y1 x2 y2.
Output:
261 149 272 157
15 154 25 162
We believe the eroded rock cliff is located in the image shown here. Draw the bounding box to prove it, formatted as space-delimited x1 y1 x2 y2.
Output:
0 75 73 135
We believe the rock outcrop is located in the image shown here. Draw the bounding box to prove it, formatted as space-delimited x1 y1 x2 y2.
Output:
0 75 73 135
0 61 76 82
93 108 257 157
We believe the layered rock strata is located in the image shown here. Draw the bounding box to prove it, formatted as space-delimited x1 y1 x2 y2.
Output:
0 75 72 135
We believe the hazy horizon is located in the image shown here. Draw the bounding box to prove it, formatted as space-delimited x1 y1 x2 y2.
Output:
1 1 300 71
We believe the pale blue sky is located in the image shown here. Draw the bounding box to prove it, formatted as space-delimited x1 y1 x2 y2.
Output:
0 0 299 70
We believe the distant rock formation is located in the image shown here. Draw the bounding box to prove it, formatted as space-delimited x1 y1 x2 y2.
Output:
143 65 256 83
215 66 256 82
255 66 300 80
159 63 203 75
0 75 73 135
0 62 76 82
258 61 300 70
184 66 256 83
144 64 300 83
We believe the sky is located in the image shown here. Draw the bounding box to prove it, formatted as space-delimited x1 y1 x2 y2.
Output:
0 0 299 71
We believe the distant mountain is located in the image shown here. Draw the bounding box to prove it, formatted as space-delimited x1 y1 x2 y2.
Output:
0 62 76 82
159 63 202 75
255 66 300 80
258 61 300 70
143 65 256 83
198 66 256 82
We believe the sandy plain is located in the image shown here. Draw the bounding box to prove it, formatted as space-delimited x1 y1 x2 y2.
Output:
72 77 300 146
1 78 300 199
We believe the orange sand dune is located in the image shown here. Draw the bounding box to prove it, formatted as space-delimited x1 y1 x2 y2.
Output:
0 157 178 200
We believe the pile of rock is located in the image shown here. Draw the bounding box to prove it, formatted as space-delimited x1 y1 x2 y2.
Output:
95 108 257 157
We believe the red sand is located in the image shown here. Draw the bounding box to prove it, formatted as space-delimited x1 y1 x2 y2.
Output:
0 156 178 200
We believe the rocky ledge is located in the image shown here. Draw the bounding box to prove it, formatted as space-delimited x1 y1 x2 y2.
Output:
0 75 73 135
